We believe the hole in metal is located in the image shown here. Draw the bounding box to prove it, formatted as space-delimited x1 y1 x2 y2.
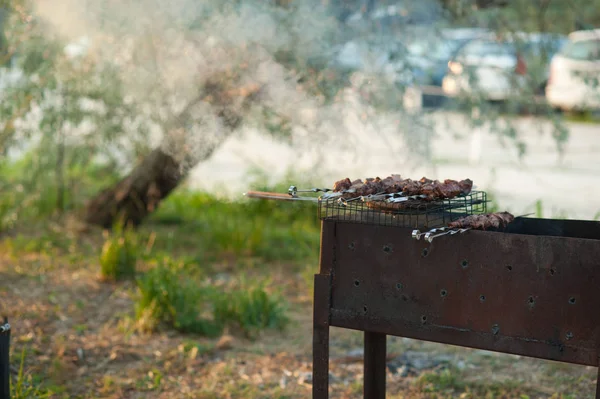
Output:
348 242 355 250
491 324 500 335
507 265 513 271
383 245 392 253
363 305 368 313
421 248 429 257
549 268 555 276
440 289 448 297
354 280 360 287
396 283 403 291
421 315 427 323
461 260 468 268
569 297 576 305
528 296 535 304
479 295 486 303
566 332 574 340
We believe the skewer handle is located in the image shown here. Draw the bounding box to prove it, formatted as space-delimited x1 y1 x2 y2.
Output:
244 191 297 201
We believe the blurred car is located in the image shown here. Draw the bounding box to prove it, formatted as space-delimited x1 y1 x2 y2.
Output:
400 27 494 86
345 0 444 28
331 27 493 87
545 29 600 111
442 32 566 101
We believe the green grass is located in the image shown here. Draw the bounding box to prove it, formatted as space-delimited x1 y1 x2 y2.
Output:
0 228 74 255
99 220 139 281
563 110 600 124
415 367 527 398
11 348 64 399
147 184 320 263
213 276 289 338
134 260 223 336
134 259 290 338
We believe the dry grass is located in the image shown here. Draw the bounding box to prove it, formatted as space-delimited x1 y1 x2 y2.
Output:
0 223 597 399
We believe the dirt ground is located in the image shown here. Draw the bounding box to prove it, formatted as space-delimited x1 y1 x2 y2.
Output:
0 248 597 399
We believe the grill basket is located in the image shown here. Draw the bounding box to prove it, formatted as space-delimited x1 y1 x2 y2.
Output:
317 191 487 229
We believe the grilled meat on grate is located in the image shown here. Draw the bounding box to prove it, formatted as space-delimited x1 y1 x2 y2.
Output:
332 175 473 201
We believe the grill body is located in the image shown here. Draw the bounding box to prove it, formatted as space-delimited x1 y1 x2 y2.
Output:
312 217 600 398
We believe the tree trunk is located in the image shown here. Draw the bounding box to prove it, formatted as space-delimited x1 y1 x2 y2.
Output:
83 147 184 228
82 76 263 229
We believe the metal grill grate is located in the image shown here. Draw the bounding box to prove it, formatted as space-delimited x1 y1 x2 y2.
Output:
317 191 487 229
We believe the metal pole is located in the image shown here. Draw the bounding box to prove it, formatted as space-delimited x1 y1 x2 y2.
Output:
0 316 10 399
364 331 386 399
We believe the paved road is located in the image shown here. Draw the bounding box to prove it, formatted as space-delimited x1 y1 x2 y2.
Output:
188 110 600 220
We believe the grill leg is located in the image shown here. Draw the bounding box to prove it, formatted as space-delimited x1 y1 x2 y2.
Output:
364 331 386 399
313 274 331 399
596 357 600 399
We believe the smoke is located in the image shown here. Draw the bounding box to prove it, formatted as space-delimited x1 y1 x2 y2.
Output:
30 0 435 180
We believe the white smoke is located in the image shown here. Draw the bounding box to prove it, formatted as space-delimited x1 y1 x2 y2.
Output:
29 0 435 181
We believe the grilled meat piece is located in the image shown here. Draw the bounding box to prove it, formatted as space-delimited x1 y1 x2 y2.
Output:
458 178 473 196
333 178 352 192
437 179 462 198
402 179 422 195
448 212 515 230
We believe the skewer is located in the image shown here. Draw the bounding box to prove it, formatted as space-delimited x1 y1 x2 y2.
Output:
425 228 470 243
387 194 429 203
244 191 319 202
417 212 531 242
412 227 451 240
321 189 355 200
288 186 332 197
412 230 426 240
337 193 382 206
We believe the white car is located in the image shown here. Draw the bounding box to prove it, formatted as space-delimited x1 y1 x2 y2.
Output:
442 37 526 101
442 33 565 101
545 29 600 111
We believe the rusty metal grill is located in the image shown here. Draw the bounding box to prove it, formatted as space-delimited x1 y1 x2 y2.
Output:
317 191 487 229
312 217 600 399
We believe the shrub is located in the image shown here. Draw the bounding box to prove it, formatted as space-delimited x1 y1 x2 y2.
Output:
134 262 290 338
134 261 221 336
99 221 138 281
213 277 289 338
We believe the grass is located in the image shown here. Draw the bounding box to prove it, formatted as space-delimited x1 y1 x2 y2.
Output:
213 276 289 338
563 110 600 124
414 367 527 398
147 187 320 263
99 220 139 281
134 258 289 338
11 348 62 399
134 260 222 336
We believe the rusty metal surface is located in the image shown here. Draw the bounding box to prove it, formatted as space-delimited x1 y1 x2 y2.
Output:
318 220 336 275
324 219 600 367
503 216 600 239
364 332 386 399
